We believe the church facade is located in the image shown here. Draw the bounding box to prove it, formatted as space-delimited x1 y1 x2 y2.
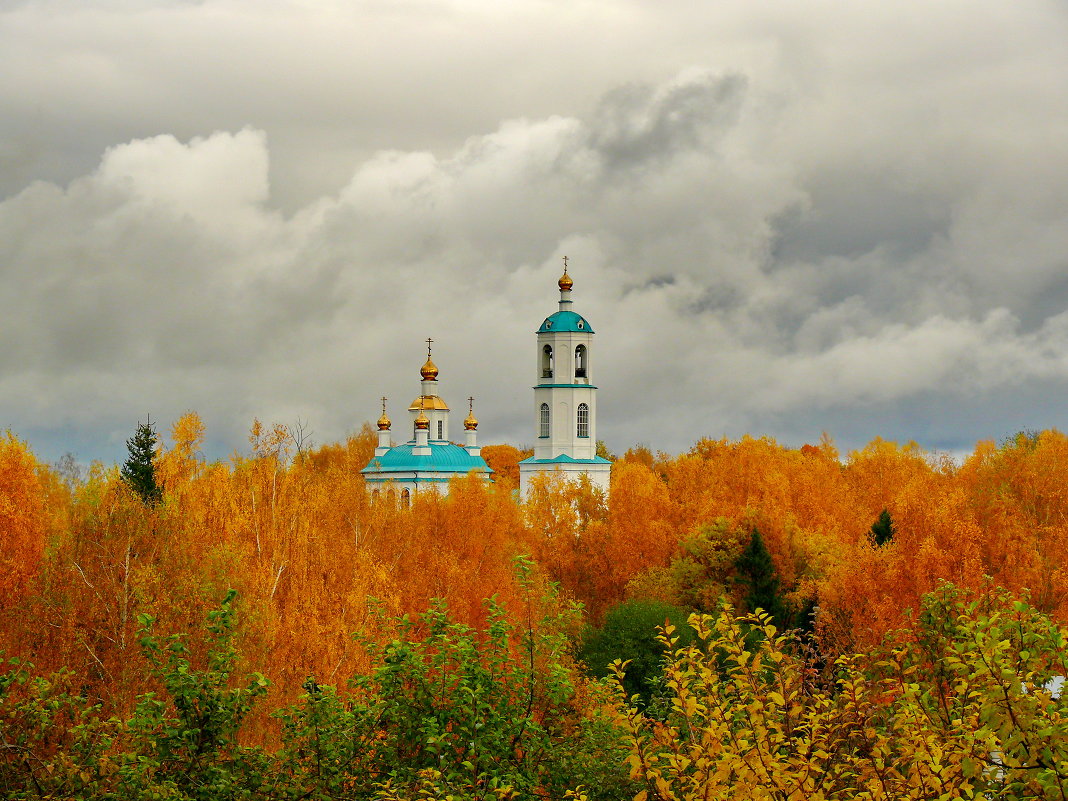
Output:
361 262 610 498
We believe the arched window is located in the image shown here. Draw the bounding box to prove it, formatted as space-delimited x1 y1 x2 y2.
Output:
541 344 554 378
577 403 589 438
575 345 587 378
539 403 550 438
401 488 410 509
371 489 380 500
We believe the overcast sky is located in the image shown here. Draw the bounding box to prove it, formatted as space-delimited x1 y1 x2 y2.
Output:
2 0 1068 466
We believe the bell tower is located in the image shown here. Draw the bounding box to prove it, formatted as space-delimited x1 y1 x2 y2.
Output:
519 259 611 494
532 258 597 460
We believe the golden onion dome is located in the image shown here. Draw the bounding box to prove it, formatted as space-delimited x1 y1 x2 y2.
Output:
409 395 449 411
464 412 478 431
420 357 439 381
558 269 573 292
377 413 391 431
414 410 430 430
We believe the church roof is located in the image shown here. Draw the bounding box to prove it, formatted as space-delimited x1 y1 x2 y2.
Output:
518 454 613 465
362 442 491 476
409 395 449 411
538 310 594 334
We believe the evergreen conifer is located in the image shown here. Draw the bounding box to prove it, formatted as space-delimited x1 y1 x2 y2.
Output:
121 418 161 505
735 528 786 627
870 508 895 547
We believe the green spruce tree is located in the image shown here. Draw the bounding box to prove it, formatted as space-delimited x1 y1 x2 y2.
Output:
121 417 161 505
735 528 786 628
870 508 895 547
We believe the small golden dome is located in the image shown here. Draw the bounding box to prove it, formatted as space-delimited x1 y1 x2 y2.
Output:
420 357 439 381
377 413 391 431
558 269 573 292
464 397 478 431
414 410 430 430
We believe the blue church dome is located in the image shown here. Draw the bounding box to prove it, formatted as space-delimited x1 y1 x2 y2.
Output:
537 310 594 334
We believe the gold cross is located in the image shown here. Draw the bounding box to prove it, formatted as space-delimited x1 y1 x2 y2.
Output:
380 397 387 415
562 255 568 272
425 337 433 358
468 396 474 414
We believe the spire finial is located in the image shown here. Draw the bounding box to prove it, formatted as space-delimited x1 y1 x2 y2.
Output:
420 338 439 381
377 396 391 430
558 257 573 292
414 394 430 429
464 396 478 431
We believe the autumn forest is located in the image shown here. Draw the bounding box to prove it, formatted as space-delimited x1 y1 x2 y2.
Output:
2 415 1068 799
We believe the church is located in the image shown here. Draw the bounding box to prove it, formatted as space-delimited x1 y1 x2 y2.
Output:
360 342 490 502
361 261 611 496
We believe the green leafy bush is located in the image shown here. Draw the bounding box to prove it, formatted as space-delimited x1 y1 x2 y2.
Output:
580 599 694 708
271 564 635 800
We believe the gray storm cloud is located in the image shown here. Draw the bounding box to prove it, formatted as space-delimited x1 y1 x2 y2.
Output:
2 1 1067 462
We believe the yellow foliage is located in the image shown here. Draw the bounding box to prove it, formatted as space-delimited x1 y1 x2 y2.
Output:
616 594 1068 800
10 414 1068 743
0 432 46 611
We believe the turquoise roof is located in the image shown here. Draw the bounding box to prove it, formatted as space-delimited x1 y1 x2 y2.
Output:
519 454 613 465
538 310 594 334
362 442 491 477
